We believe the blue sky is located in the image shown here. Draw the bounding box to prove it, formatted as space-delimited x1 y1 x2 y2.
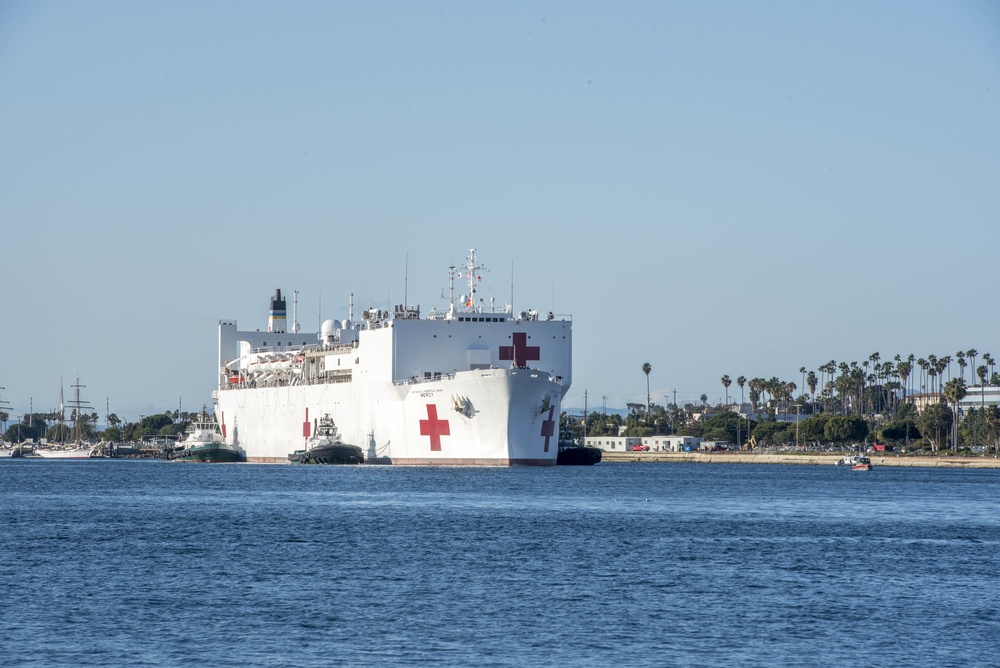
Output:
1 1 998 421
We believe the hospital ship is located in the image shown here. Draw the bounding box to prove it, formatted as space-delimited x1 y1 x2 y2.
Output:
213 250 572 464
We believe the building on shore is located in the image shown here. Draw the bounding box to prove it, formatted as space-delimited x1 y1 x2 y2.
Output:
583 434 703 452
909 386 1000 413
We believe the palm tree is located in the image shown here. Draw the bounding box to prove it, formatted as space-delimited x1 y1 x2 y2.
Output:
721 375 732 406
736 376 746 408
956 351 967 382
941 355 952 382
978 365 989 404
642 362 652 416
943 378 968 451
806 370 818 402
897 360 912 406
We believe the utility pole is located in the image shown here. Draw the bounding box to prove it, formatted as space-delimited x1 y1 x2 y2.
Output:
737 404 742 449
671 389 677 432
795 403 801 450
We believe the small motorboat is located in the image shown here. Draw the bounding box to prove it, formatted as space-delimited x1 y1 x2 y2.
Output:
852 456 873 471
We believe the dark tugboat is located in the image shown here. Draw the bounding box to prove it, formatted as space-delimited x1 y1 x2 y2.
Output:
556 424 601 465
288 414 364 464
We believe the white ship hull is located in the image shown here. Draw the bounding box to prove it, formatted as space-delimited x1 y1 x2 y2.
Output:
216 367 564 465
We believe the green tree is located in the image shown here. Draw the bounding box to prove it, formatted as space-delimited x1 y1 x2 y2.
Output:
916 402 952 452
753 421 791 446
132 413 176 439
699 411 750 444
823 415 868 443
45 423 71 443
880 402 919 447
798 415 830 443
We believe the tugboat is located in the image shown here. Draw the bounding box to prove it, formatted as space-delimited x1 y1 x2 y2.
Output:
169 411 243 463
288 414 364 464
555 424 601 466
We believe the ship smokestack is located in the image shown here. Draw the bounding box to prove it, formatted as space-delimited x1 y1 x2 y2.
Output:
268 289 287 333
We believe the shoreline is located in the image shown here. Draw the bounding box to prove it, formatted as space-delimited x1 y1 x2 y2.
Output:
599 451 1000 468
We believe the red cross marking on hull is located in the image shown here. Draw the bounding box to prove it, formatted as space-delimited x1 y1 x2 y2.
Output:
541 406 556 452
499 332 540 368
419 404 450 451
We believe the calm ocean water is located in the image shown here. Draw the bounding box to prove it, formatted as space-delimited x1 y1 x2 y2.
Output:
2 460 998 667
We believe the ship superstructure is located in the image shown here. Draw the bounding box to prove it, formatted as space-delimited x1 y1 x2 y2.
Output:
213 249 572 465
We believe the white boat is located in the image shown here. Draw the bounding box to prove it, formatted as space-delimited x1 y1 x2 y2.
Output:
33 378 99 458
214 249 573 465
34 445 96 459
837 443 874 471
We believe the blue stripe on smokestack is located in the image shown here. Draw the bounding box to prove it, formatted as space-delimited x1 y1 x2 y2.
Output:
269 289 287 332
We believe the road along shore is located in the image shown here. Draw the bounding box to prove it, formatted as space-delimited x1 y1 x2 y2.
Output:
599 451 1000 468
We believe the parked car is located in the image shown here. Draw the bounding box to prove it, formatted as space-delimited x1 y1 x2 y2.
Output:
631 444 649 451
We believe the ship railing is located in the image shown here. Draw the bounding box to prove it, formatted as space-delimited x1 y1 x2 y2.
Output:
394 373 457 386
390 368 565 386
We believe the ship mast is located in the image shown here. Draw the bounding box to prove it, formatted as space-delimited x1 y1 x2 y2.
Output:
462 248 487 313
0 387 11 434
67 377 93 446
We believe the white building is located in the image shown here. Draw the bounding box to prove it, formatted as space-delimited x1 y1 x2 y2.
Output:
583 435 703 452
909 386 1000 413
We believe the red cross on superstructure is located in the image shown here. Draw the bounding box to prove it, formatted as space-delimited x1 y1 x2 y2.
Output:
541 406 556 452
302 408 311 437
419 404 450 451
499 332 540 368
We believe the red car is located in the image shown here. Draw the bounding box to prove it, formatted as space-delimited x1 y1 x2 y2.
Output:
631 444 649 451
